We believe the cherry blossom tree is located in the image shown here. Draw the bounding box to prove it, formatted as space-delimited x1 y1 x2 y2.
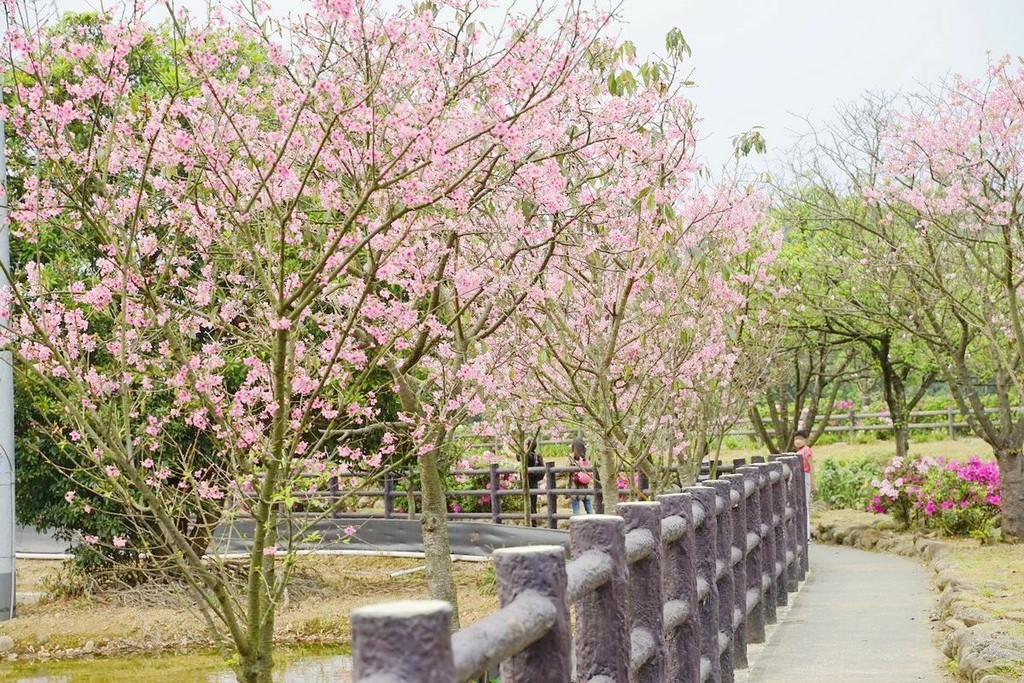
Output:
1 0 669 677
488 38 779 503
865 58 1024 540
782 60 1024 539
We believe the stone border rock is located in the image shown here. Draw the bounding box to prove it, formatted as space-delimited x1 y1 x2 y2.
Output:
813 519 1024 683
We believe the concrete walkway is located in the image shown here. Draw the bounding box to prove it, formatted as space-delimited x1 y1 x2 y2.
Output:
737 544 950 683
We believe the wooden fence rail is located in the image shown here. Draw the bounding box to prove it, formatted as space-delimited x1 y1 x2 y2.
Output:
349 455 809 683
730 405 1023 443
455 405 1024 451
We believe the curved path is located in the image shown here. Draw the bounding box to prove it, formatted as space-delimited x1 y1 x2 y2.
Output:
738 544 950 682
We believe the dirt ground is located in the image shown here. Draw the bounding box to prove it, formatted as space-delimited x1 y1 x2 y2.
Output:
2 555 497 662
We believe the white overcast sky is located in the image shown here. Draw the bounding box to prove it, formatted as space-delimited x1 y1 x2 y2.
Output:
618 0 1024 169
52 0 1024 169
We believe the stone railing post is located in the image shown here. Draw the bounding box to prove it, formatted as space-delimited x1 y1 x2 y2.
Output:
619 501 665 683
351 600 455 682
766 461 789 607
688 486 721 683
753 465 777 626
383 472 395 519
706 480 736 683
570 515 629 682
778 456 801 591
723 474 749 669
789 454 809 579
735 466 765 645
638 470 650 499
656 492 701 683
492 545 571 682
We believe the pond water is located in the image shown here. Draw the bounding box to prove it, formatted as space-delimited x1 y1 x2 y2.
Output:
0 647 352 682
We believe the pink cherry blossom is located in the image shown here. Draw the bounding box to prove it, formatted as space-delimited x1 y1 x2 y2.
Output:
0 0 777 671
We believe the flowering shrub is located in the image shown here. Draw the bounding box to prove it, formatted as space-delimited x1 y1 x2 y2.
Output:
614 473 644 502
918 458 1001 537
446 452 523 515
869 455 931 528
869 455 1001 536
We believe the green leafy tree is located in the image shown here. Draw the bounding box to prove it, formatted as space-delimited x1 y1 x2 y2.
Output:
785 74 1024 539
772 185 939 457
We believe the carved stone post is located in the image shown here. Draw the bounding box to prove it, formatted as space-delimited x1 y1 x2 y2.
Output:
736 466 765 645
570 515 629 682
619 501 666 683
688 485 721 683
493 545 571 682
352 600 455 682
657 492 701 683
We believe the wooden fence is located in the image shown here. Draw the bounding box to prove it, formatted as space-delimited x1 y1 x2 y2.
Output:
728 404 1023 443
456 405 1022 453
349 455 809 683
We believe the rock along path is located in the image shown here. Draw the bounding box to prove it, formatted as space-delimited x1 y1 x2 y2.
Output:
737 543 951 683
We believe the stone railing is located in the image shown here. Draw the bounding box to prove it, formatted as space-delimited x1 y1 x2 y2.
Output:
349 455 809 683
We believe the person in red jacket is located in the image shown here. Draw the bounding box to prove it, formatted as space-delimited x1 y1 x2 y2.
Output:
794 430 816 536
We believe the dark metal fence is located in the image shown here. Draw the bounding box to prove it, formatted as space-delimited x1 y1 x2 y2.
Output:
323 459 742 527
349 455 809 683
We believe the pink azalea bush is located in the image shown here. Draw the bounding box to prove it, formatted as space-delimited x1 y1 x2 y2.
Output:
919 458 1001 537
869 455 931 528
869 455 1001 536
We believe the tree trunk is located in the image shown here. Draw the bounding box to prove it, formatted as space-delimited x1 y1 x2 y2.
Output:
748 405 778 454
236 651 274 683
882 373 911 459
596 435 616 514
236 328 289 683
995 447 1024 542
418 447 461 626
871 335 929 460
893 423 909 459
388 366 460 622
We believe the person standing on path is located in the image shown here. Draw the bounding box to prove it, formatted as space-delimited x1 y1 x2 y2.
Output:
524 439 544 525
568 436 594 515
794 430 815 536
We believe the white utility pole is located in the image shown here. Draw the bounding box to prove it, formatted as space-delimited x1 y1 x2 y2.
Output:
0 52 16 621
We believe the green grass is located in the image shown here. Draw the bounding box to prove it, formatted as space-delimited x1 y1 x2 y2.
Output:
0 645 352 682
719 436 993 466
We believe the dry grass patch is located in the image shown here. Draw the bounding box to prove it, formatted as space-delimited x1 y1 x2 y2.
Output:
815 508 886 528
2 555 498 661
942 540 1024 621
